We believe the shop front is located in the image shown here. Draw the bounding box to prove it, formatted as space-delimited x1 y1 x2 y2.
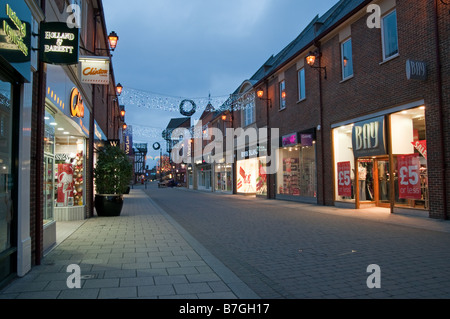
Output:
236 146 267 196
0 0 35 285
197 163 212 191
332 102 429 214
276 131 317 203
214 162 233 193
43 64 91 252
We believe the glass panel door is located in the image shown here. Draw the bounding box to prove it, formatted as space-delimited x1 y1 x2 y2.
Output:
377 159 391 206
357 159 375 202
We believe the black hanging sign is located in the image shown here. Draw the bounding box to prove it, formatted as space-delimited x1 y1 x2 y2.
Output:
40 22 79 65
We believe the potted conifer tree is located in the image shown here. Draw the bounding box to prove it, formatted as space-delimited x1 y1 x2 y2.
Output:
94 144 133 216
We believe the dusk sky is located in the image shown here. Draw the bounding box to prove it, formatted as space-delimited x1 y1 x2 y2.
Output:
102 0 339 167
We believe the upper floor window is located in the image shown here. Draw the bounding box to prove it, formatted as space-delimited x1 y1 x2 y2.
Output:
341 38 353 79
298 68 306 101
382 10 399 60
244 102 255 126
279 80 286 110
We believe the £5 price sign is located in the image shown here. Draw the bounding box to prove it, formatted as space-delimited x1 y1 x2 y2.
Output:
397 154 421 200
337 161 352 197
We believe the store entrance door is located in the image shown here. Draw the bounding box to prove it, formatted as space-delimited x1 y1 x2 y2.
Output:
357 157 390 208
376 158 390 207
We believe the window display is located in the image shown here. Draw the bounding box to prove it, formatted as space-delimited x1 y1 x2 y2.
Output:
277 144 316 199
237 158 267 195
215 164 232 193
391 107 428 209
55 141 85 207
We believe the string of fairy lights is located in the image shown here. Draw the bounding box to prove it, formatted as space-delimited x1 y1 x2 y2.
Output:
119 86 257 145
119 86 256 115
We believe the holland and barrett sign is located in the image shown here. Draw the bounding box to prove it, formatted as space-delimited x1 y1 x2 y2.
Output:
40 22 79 65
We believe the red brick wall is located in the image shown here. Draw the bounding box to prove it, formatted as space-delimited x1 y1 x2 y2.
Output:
256 0 448 217
319 0 447 218
437 0 450 219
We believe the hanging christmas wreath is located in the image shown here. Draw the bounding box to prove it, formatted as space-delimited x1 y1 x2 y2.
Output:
179 99 196 117
152 142 161 151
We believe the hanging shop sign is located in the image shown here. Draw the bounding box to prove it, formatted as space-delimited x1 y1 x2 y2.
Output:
397 154 421 200
282 133 298 147
406 59 427 81
79 56 110 85
70 87 84 118
40 22 79 65
352 116 386 158
337 161 352 197
124 127 134 155
0 2 32 81
108 139 120 147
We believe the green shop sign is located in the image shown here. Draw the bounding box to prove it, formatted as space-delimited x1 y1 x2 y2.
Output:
40 22 79 65
0 1 32 81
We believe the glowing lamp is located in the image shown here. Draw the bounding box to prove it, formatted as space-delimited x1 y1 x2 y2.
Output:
116 83 123 96
108 31 119 51
306 53 316 66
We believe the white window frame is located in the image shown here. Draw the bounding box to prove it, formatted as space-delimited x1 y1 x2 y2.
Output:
298 68 306 101
381 9 399 61
341 38 354 80
244 101 255 126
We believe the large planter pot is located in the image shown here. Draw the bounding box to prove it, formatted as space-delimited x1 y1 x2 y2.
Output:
95 194 124 217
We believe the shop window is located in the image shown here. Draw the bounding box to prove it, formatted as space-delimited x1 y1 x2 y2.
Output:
0 78 13 254
279 80 286 110
55 137 86 208
333 124 355 202
341 38 353 79
43 109 56 225
277 144 316 199
298 68 306 101
237 158 267 195
382 10 399 60
390 107 428 210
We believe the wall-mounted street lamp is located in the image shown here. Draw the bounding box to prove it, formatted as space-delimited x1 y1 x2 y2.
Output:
122 123 127 130
108 31 119 51
306 50 327 79
116 83 123 96
256 89 272 107
80 31 120 56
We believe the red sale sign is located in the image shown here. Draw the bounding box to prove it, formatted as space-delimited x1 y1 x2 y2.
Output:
398 154 421 200
337 161 352 197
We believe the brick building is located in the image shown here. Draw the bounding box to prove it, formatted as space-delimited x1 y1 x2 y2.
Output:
231 0 448 219
0 0 122 288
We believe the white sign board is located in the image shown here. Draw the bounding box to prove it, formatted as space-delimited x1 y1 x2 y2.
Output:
80 57 110 85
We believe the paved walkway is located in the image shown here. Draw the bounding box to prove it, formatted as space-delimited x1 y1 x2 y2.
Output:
0 189 259 299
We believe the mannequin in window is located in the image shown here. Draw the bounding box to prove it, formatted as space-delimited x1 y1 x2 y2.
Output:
358 162 367 201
